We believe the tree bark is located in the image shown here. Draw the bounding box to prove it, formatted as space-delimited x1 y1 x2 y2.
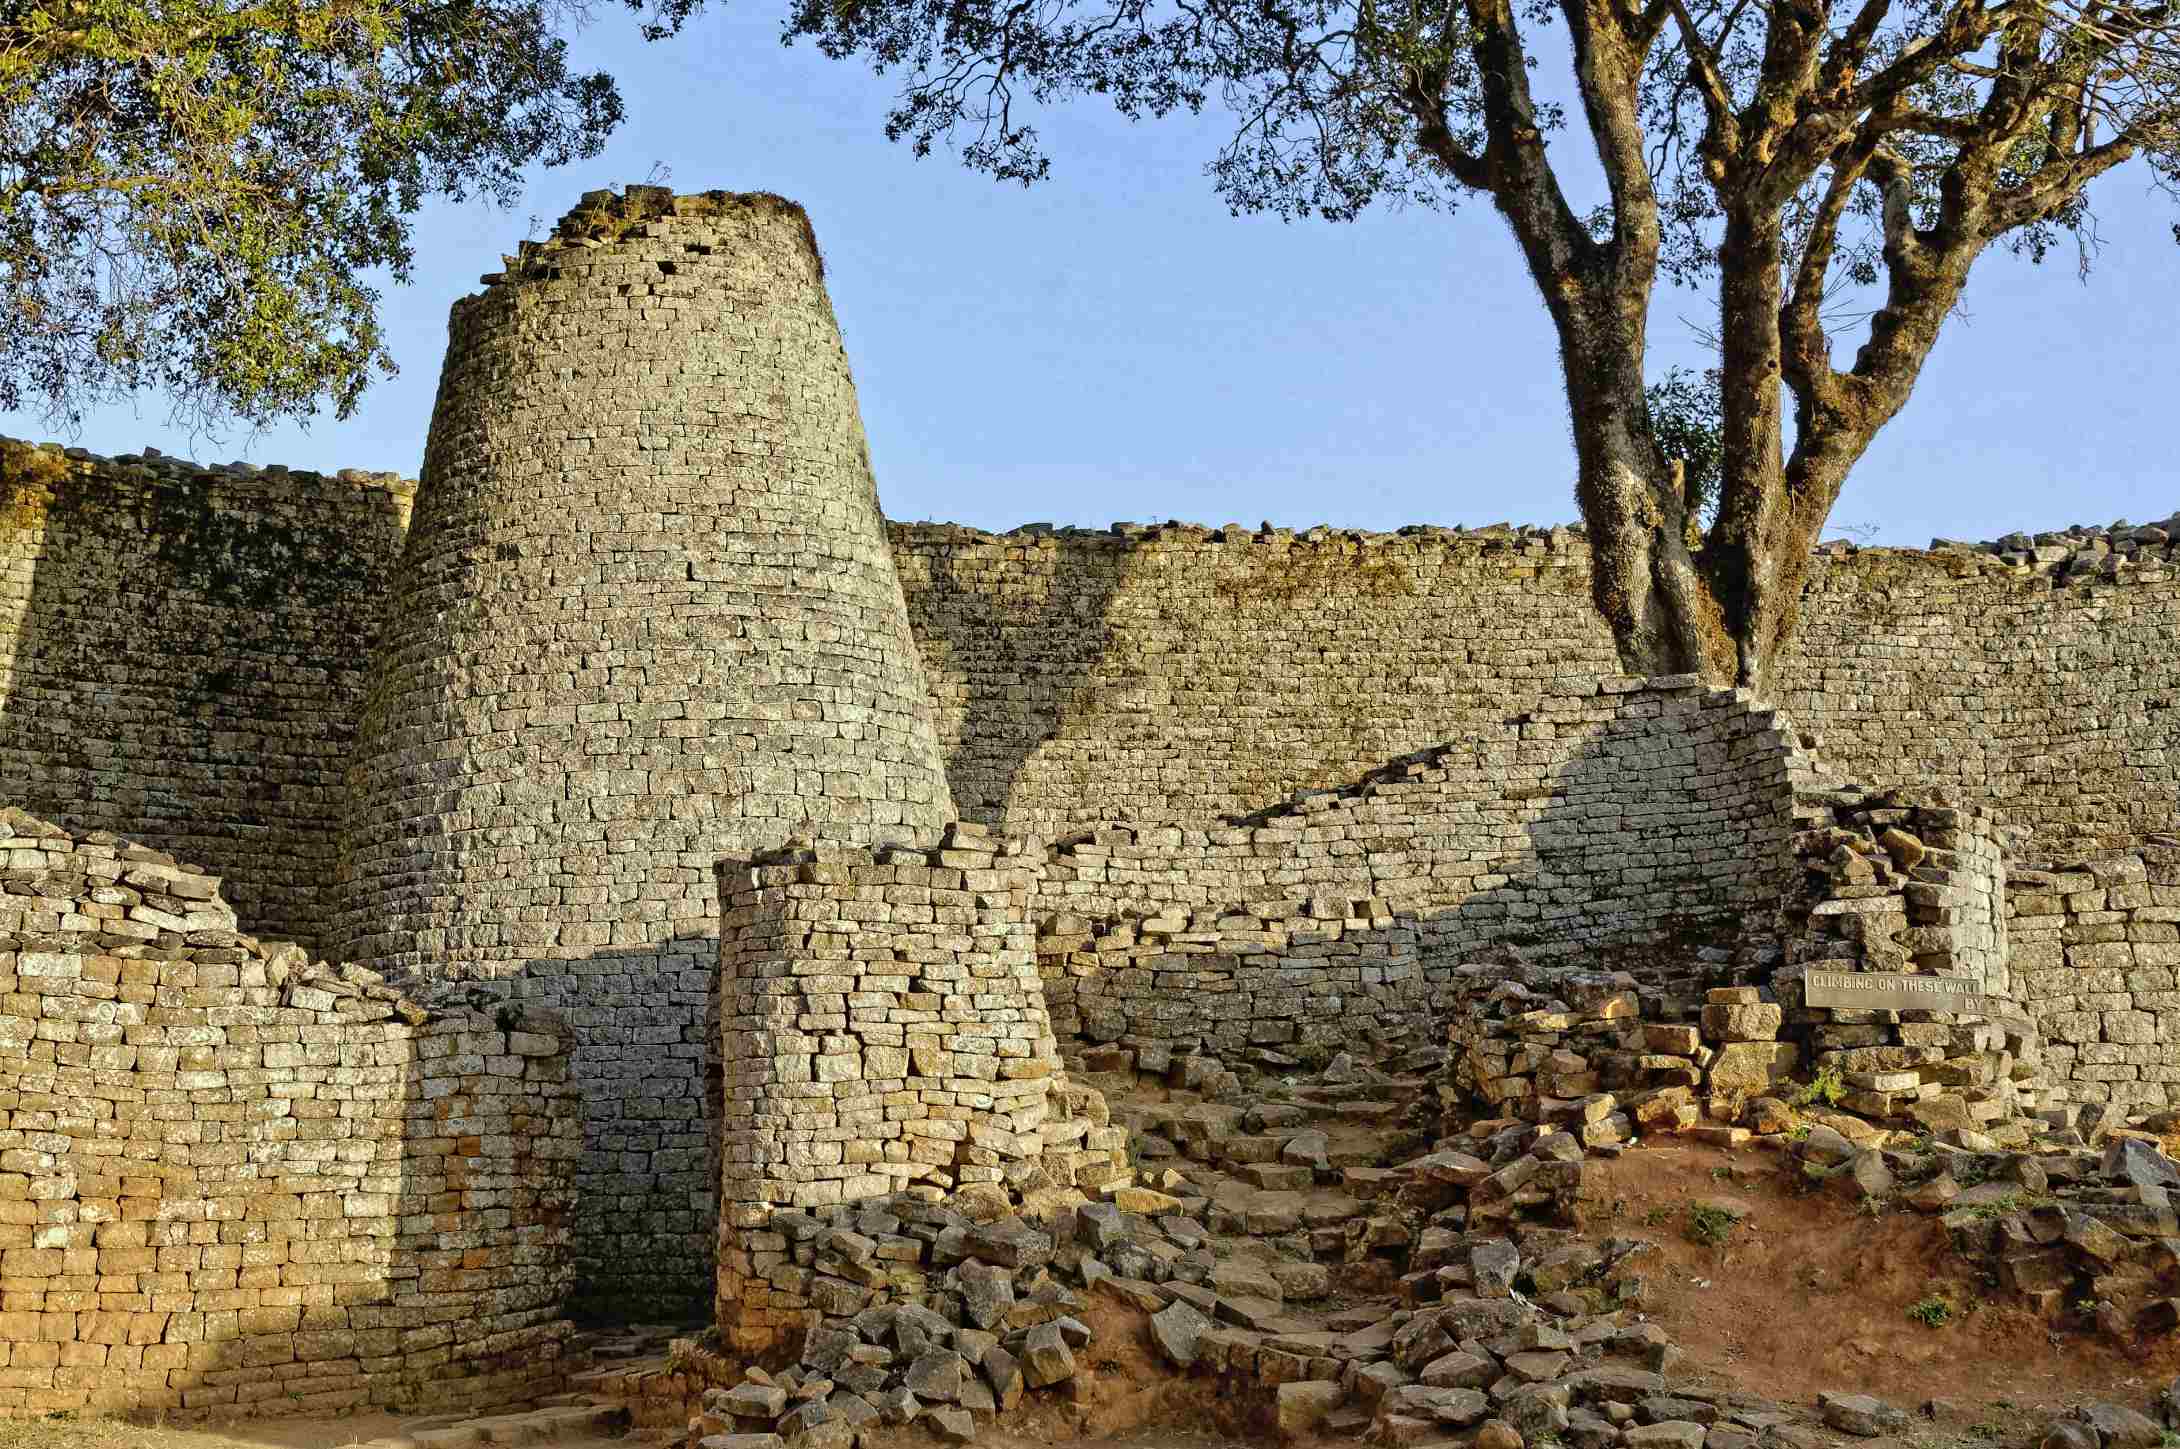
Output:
1568 372 1735 685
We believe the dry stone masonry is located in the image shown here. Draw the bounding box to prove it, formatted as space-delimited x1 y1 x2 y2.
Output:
2010 840 2180 1113
893 514 2180 858
712 824 1127 1352
337 187 957 1317
0 440 412 953
4 182 2180 1425
0 807 579 1417
1033 679 1819 1056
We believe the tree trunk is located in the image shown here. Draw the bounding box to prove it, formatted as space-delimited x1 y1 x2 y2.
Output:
1570 391 1737 687
1701 208 1795 696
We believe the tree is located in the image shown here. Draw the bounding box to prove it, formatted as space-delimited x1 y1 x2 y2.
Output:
2 0 622 430
637 0 2180 689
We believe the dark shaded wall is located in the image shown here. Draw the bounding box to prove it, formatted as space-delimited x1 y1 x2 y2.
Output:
0 440 412 952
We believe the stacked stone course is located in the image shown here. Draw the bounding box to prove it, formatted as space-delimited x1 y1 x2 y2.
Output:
1032 679 1819 1056
894 513 2180 859
0 807 580 1418
338 187 957 1317
0 439 413 952
2010 840 2180 1112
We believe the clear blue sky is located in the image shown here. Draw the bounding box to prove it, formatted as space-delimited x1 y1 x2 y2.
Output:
6 4 2177 545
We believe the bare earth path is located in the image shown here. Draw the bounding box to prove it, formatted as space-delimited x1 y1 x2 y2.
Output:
0 1415 629 1449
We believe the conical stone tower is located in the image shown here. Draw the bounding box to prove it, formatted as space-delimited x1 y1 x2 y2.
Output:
340 187 956 1316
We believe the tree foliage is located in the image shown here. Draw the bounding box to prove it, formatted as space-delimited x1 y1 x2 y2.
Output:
2 0 623 429
645 0 2180 686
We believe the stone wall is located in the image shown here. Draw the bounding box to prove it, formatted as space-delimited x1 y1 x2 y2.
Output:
0 440 411 954
713 827 1126 1352
339 188 957 1319
892 520 2180 860
0 807 579 1417
1771 791 2045 1133
2009 840 2180 1113
1784 544 2180 856
1030 679 1819 1056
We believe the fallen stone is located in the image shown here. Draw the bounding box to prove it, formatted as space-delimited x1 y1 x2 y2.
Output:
1382 1385 1491 1427
1476 1420 1524 1449
1420 1350 1496 1389
1627 1424 1708 1449
1150 1301 1214 1369
1277 1381 1346 1440
1020 1323 1076 1387
724 1383 789 1419
981 1345 1023 1411
903 1350 964 1404
1819 1393 1908 1437
928 1406 977 1444
1472 1239 1521 1297
2073 1403 2164 1449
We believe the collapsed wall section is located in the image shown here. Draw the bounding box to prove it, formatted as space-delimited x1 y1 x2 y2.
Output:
339 187 956 1316
713 826 1124 1352
0 808 578 1418
0 441 411 952
1031 679 1819 1056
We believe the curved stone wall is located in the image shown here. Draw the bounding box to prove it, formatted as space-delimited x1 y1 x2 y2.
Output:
339 187 954 1316
0 808 578 1418
0 440 411 952
1028 678 1822 1054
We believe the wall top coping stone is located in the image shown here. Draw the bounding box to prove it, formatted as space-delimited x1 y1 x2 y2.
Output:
1 434 416 500
887 511 2180 582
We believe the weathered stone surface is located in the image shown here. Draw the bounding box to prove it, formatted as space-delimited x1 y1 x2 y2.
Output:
1277 1381 1346 1440
1151 1301 1215 1369
1627 1423 1708 1449
1819 1393 1909 1437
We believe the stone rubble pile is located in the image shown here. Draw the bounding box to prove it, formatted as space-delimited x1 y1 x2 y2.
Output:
1445 963 1797 1149
1778 790 2049 1137
696 1189 1103 1448
1808 1124 2180 1326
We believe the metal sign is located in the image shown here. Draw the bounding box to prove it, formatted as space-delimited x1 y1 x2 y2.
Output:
1803 970 1985 1013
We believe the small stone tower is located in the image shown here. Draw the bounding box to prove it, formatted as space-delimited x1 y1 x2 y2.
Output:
339 187 956 1316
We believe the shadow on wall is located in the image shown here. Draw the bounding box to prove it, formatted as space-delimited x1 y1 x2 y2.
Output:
0 447 407 954
1042 684 1813 1060
895 531 1134 827
146 1020 580 1419
452 935 722 1326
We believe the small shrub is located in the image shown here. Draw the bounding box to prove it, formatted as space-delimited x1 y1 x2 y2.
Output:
1686 1204 1737 1247
1908 1293 1954 1328
1793 1067 1847 1109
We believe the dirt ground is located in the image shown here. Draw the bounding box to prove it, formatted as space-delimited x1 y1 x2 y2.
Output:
1591 1140 2180 1416
0 1414 629 1449
7 1137 2180 1449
